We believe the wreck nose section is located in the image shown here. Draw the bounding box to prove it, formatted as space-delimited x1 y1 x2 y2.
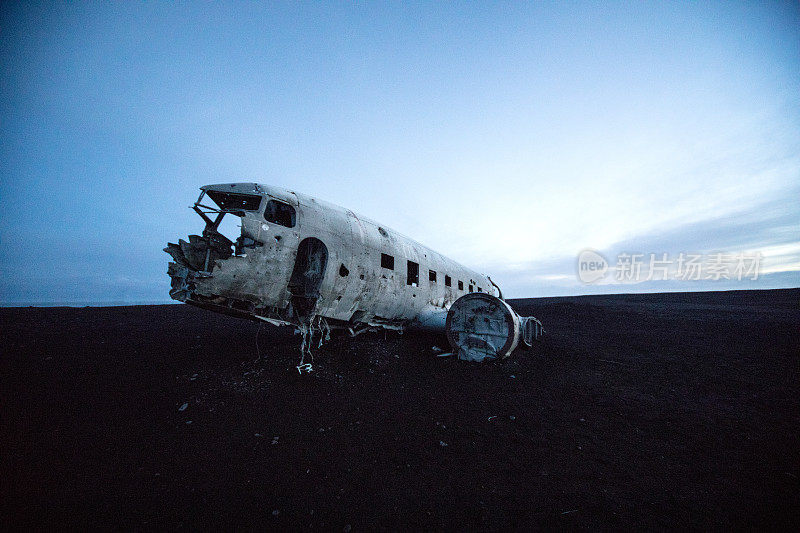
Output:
163 234 254 315
164 233 232 302
164 182 303 323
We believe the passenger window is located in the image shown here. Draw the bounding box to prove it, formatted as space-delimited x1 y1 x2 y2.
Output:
429 270 437 282
458 280 463 290
381 253 394 270
445 275 451 287
264 199 296 228
407 260 419 286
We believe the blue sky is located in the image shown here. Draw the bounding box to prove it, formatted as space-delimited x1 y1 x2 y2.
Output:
1 1 798 303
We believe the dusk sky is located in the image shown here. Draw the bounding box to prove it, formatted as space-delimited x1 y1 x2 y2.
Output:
1 1 798 304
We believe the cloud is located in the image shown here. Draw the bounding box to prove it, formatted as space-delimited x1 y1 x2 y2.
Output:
490 192 800 297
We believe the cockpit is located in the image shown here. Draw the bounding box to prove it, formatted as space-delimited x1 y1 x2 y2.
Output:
191 186 297 260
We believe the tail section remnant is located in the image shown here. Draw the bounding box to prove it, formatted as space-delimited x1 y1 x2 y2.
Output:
445 293 543 362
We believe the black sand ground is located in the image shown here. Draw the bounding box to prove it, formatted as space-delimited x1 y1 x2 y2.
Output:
1 289 799 530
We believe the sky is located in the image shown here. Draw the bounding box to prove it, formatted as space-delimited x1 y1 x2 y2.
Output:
1 1 798 304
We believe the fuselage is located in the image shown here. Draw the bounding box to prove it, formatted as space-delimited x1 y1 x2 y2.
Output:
166 183 500 330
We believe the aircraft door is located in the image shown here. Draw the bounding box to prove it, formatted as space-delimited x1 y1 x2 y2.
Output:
288 237 328 321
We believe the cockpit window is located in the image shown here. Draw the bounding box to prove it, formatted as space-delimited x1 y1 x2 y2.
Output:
264 199 296 228
206 191 262 211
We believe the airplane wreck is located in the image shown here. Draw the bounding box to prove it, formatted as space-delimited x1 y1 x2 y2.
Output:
165 183 542 365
